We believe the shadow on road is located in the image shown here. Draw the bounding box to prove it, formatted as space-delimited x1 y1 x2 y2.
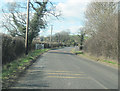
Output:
49 52 75 55
11 61 50 88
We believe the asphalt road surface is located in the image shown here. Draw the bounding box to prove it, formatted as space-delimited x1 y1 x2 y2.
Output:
11 47 118 89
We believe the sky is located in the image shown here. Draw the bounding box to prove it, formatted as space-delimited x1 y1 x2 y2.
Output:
0 0 91 36
40 0 90 36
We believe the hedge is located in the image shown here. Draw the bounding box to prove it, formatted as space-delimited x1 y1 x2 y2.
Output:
2 34 25 65
2 34 64 65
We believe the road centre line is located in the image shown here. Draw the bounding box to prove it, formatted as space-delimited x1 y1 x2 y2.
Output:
47 76 90 79
45 70 70 72
47 73 85 75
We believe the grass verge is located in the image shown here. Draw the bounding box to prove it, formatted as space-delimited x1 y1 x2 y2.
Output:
2 48 50 89
71 48 118 68
73 51 83 55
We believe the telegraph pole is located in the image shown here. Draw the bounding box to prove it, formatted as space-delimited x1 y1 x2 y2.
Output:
25 0 30 55
50 25 53 48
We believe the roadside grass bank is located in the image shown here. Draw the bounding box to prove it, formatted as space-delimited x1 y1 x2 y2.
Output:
2 48 50 89
71 48 118 68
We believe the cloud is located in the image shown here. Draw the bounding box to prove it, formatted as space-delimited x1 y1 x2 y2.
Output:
45 0 89 36
56 0 90 18
91 0 119 2
4 0 25 2
5 0 15 2
42 25 83 36
69 25 83 34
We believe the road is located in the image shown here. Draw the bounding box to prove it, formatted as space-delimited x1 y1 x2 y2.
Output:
11 47 118 89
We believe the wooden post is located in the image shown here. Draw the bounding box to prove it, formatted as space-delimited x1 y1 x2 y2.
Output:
50 25 53 48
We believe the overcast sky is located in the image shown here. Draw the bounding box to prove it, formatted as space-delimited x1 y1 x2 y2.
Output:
0 0 91 36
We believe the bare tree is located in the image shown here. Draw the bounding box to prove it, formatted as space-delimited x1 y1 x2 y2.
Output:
51 31 71 46
2 0 61 49
84 2 118 60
